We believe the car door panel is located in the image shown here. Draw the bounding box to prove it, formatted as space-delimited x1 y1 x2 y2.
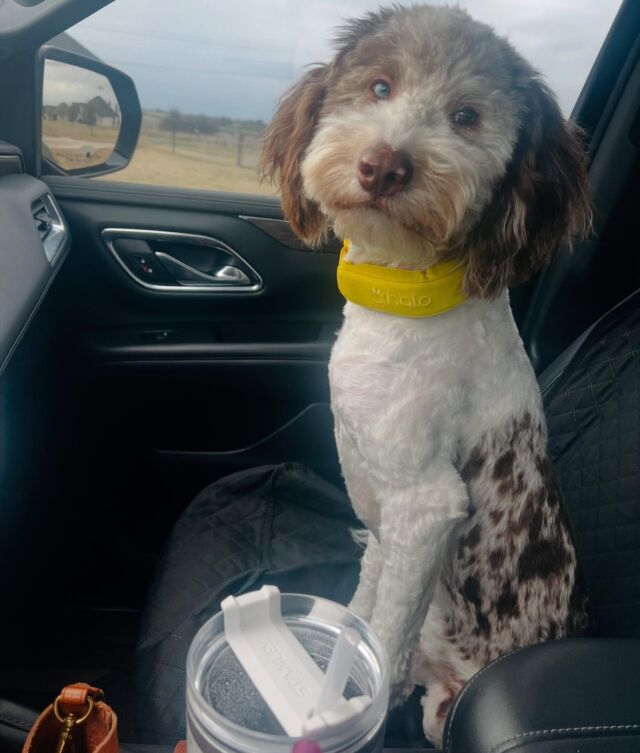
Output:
155 401 340 499
42 177 345 557
46 176 344 322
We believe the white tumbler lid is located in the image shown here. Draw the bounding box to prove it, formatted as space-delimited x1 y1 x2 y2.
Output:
222 586 371 737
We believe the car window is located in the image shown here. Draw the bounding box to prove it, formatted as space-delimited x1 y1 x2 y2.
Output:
44 0 622 195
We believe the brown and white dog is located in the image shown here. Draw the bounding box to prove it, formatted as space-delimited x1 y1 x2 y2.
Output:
260 4 590 746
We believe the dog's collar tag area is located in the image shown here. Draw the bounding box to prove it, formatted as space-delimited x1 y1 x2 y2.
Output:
337 239 467 317
221 586 371 737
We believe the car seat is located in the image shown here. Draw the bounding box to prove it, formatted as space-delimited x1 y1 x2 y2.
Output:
3 289 640 751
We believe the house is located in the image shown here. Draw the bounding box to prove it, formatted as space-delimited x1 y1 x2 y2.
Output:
42 104 59 121
88 96 119 127
67 96 119 127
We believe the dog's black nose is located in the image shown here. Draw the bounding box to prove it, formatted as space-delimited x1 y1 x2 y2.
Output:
357 145 413 197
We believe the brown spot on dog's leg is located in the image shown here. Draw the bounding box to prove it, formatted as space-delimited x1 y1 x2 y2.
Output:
456 523 482 561
460 575 491 637
493 450 515 480
461 575 480 603
518 539 569 581
489 548 505 569
476 610 491 636
494 448 519 493
495 584 520 618
489 509 504 524
461 445 485 482
511 497 540 535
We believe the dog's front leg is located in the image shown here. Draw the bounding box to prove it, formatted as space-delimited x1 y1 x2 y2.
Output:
369 461 468 693
349 532 381 622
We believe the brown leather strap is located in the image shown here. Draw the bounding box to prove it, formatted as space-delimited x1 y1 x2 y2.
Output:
59 683 105 718
22 683 118 753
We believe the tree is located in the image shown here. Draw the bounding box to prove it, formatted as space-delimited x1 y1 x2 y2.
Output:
161 108 183 154
80 102 97 127
68 102 81 122
236 129 245 167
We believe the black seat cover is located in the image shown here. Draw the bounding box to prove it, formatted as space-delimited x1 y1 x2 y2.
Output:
541 289 640 639
126 464 363 743
122 290 640 746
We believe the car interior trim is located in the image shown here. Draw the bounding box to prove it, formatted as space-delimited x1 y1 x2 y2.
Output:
239 215 341 253
101 227 263 294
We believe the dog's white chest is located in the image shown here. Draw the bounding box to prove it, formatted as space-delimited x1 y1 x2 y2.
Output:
328 297 536 495
329 303 471 495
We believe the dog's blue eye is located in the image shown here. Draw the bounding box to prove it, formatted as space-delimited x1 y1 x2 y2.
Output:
451 106 479 128
371 80 391 99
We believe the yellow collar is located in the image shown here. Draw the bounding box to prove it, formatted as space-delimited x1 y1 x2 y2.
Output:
336 240 467 318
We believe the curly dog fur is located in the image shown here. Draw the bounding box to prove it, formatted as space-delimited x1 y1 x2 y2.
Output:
261 4 591 745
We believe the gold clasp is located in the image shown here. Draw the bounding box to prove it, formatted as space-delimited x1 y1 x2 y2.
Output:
53 695 94 753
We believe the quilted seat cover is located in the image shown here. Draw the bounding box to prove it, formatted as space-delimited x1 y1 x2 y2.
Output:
128 463 362 743
543 291 640 640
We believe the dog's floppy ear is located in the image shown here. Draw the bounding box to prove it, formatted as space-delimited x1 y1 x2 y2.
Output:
260 65 331 246
463 76 591 299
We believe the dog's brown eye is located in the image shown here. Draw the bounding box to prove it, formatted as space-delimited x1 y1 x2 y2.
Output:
451 106 479 128
371 79 391 99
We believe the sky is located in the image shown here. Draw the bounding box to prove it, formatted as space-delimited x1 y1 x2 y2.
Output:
43 60 117 108
62 0 622 121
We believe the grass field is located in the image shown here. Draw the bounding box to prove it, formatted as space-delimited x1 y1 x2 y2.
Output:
43 111 275 196
42 119 119 170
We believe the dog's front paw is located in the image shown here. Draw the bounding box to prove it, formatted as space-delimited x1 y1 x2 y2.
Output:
420 678 464 748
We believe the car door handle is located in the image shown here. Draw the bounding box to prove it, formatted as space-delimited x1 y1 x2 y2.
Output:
153 251 252 285
101 228 262 293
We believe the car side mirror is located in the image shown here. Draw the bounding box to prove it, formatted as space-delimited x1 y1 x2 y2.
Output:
40 45 142 178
